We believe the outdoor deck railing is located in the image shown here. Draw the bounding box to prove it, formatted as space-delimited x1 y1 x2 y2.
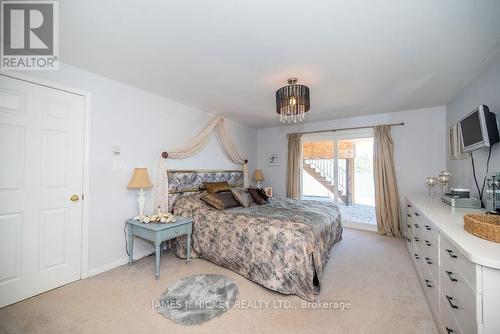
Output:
304 159 346 193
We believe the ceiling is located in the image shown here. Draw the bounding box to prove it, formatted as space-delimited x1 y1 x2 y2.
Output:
60 0 500 128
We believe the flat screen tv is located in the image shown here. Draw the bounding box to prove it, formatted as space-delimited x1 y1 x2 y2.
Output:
459 105 499 152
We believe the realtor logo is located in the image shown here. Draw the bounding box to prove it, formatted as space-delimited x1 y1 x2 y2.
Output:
1 1 59 70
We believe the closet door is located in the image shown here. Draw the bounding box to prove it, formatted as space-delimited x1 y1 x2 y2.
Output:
0 75 85 307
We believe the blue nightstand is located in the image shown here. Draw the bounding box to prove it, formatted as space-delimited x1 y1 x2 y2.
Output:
125 217 193 279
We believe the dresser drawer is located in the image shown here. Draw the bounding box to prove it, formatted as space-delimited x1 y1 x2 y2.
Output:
405 202 414 248
158 223 192 240
406 234 413 253
420 265 439 316
412 245 423 269
421 240 439 283
440 236 476 291
440 256 478 334
413 220 423 239
421 218 438 244
439 292 464 334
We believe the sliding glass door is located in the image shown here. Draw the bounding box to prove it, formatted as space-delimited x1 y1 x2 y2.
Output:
302 129 376 227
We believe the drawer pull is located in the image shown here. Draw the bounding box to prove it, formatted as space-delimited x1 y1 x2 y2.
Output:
424 279 432 288
414 237 420 242
445 295 458 309
415 212 420 216
407 204 411 208
424 225 431 231
407 224 411 228
414 253 420 260
445 248 458 259
424 257 432 264
445 270 458 282
407 214 411 217
446 327 454 334
425 240 432 247
414 223 420 228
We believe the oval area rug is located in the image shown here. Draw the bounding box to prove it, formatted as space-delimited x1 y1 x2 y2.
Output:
156 274 239 325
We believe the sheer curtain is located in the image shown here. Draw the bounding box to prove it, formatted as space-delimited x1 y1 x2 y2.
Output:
286 133 303 199
373 125 402 237
155 116 248 212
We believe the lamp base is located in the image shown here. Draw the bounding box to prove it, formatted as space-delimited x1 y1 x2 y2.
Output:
137 188 146 217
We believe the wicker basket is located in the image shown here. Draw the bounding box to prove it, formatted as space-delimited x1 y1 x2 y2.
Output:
464 214 500 243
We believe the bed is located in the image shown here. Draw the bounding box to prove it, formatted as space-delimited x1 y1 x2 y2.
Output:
167 170 343 301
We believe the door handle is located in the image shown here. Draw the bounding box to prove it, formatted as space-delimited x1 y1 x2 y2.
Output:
70 195 80 202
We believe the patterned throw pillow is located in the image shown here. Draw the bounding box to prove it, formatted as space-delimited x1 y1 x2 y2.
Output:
204 181 231 194
248 187 268 205
201 192 240 210
230 187 253 207
256 187 269 201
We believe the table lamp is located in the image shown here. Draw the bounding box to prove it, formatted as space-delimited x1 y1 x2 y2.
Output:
253 169 264 188
437 170 452 195
127 168 153 217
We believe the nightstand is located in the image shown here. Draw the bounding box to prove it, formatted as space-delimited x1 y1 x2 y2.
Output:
125 217 193 279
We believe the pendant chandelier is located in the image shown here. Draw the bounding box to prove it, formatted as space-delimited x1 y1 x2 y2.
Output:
275 78 310 123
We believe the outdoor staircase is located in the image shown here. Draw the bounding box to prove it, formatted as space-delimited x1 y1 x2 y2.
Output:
303 160 348 204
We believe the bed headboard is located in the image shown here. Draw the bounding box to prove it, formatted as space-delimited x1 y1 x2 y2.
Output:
167 169 244 211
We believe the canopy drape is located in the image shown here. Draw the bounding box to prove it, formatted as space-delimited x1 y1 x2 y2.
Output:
155 116 248 212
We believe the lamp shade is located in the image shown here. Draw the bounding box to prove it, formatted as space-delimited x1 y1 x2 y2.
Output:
275 78 310 123
127 168 153 189
253 169 264 181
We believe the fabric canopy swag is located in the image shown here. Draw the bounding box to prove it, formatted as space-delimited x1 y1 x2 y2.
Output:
155 116 248 211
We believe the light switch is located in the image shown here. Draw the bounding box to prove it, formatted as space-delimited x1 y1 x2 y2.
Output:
112 145 121 156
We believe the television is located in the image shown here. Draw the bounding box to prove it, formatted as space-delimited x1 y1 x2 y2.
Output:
459 105 499 152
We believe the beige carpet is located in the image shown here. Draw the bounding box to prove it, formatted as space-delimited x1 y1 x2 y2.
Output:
0 229 438 334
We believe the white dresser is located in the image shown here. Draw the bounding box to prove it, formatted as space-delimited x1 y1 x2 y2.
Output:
406 196 500 334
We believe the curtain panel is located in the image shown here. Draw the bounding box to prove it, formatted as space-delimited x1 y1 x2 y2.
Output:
286 133 303 199
373 125 402 237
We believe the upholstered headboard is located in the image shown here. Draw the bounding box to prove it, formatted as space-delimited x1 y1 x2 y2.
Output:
167 169 244 211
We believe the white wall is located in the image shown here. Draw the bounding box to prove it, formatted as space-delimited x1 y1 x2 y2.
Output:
24 63 257 275
257 106 447 205
446 51 500 198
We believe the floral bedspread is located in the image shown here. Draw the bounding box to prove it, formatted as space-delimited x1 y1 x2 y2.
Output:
172 195 343 301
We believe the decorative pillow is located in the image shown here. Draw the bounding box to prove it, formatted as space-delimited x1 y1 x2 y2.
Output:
204 181 231 194
200 193 224 210
248 187 268 205
256 187 269 201
230 187 253 207
201 192 240 210
218 191 240 209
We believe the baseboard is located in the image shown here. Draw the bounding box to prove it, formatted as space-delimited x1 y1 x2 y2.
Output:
86 250 154 278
